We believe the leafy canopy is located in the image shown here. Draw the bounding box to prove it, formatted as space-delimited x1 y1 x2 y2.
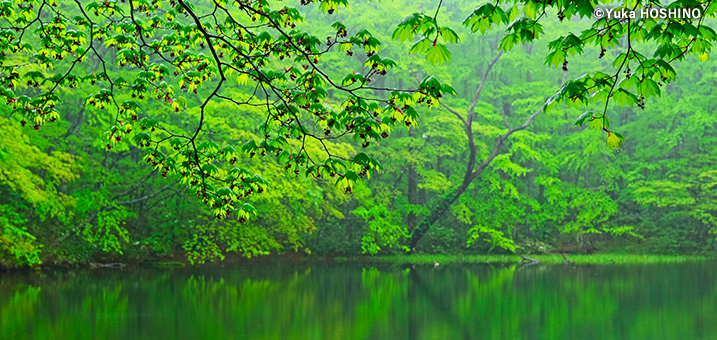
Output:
0 0 454 221
395 0 717 150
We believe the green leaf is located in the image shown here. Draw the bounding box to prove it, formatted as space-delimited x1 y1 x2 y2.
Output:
409 37 431 54
425 44 452 65
638 78 661 99
440 27 460 44
545 49 566 68
606 131 624 150
574 110 597 127
612 89 638 107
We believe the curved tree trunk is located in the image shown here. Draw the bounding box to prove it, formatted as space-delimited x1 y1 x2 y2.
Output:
409 182 469 249
407 48 548 250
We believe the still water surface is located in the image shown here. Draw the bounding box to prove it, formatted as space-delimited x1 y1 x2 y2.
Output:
2 261 717 339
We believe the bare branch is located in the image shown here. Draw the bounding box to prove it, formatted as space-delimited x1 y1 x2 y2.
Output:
500 107 511 130
116 181 180 206
510 106 544 134
442 102 467 126
471 105 544 179
457 49 504 188
518 254 540 264
112 171 157 201
468 49 503 116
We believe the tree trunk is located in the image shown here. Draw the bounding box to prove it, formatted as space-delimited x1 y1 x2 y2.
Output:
405 48 550 250
408 181 470 249
407 129 418 229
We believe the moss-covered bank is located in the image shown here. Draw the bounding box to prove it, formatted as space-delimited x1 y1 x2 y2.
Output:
344 254 713 265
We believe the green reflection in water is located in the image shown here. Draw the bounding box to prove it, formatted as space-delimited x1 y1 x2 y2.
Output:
1 261 716 340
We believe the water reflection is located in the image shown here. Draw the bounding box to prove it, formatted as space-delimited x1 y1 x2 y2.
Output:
1 261 716 339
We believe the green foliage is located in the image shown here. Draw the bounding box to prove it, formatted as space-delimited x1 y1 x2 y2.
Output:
351 182 410 255
393 9 461 65
453 0 717 149
0 204 41 267
82 209 133 254
0 0 452 229
1 0 717 266
0 117 78 266
467 224 516 253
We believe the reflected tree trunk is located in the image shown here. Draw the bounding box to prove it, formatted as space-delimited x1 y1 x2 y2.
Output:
408 267 418 339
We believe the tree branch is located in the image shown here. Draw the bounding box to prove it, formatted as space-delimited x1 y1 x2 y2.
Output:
111 171 157 201
471 105 543 179
457 49 504 187
500 106 511 130
116 181 180 206
441 102 466 126
468 49 503 116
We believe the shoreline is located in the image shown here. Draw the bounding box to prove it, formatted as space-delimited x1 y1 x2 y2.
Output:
2 253 714 272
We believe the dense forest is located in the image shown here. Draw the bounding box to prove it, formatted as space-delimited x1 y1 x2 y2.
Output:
1 0 716 268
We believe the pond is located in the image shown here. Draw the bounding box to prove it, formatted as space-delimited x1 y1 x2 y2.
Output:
1 260 716 339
